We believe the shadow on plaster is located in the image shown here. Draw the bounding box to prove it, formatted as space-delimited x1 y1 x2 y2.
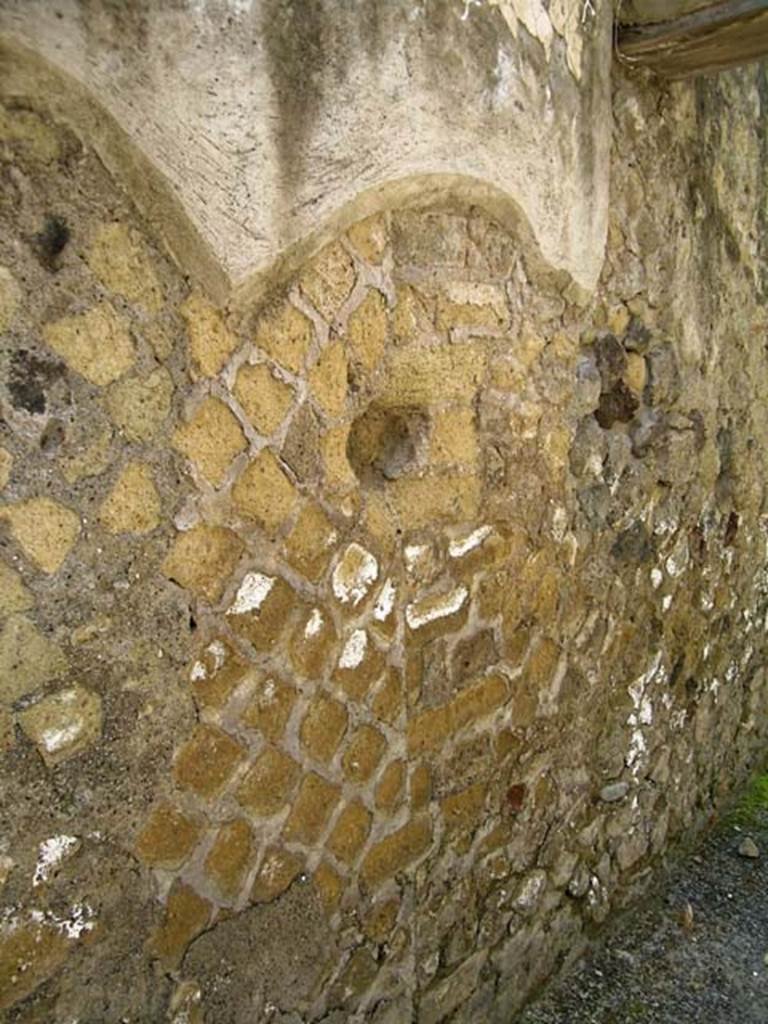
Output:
1 33 577 318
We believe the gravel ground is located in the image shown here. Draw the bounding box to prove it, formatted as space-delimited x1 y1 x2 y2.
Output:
516 791 768 1024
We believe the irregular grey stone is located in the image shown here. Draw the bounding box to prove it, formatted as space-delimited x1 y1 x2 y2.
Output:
600 782 630 803
738 837 759 859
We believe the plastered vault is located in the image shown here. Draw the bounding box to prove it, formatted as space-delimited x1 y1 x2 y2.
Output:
2 3 768 1023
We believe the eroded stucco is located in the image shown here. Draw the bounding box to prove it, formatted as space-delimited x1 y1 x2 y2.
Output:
0 0 612 299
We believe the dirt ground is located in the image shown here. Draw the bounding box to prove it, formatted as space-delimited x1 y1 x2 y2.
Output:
516 773 768 1024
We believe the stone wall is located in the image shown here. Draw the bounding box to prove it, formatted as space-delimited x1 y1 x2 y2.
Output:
2 10 768 1024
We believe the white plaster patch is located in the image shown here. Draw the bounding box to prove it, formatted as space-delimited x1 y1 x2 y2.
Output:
449 525 492 558
514 870 546 912
227 572 274 615
2 904 96 941
40 721 83 754
373 579 396 622
442 281 508 319
662 594 673 612
339 629 368 670
404 544 429 571
332 543 379 606
190 661 207 681
625 651 667 775
650 568 663 590
207 640 226 670
304 608 324 638
56 903 95 940
665 534 689 578
406 586 468 630
33 835 79 887
626 728 647 770
551 507 568 543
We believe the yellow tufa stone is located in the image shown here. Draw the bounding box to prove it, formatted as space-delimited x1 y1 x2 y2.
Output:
148 880 211 967
309 340 348 419
204 819 254 900
300 693 348 765
1 497 80 574
370 667 403 725
86 222 164 312
389 475 481 531
180 292 239 378
360 817 432 889
105 367 173 442
0 910 77 1013
342 725 386 784
299 242 356 321
173 723 245 799
441 782 486 834
363 898 399 943
0 447 11 491
0 615 67 704
375 760 406 812
236 747 301 817
321 425 357 491
0 105 61 162
0 266 21 333
135 802 202 869
43 302 135 386
234 362 294 435
0 711 11 754
251 847 304 903
516 326 547 369
346 214 388 263
435 282 510 331
173 397 246 487
327 800 372 865
333 629 386 702
162 525 244 602
283 772 341 844
409 763 432 810
0 562 33 619
231 449 298 533
283 502 337 581
312 860 343 915
380 344 486 406
346 289 388 372
226 574 298 652
99 462 161 534
624 352 647 395
607 304 631 337
188 638 246 711
254 301 313 374
392 284 436 345
18 684 102 767
431 407 478 466
289 604 338 679
407 675 509 755
332 542 379 610
241 672 297 743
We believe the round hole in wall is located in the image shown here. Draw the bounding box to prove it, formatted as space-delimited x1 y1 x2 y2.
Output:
346 402 429 488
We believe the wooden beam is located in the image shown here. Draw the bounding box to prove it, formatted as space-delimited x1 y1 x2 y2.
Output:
617 0 768 78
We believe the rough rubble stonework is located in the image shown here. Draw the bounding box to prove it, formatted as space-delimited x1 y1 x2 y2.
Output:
1 15 768 1024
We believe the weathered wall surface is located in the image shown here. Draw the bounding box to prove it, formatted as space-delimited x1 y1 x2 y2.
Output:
2 4 768 1024
0 0 612 300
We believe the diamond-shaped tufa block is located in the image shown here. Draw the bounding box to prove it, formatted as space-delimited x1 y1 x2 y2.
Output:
173 724 245 800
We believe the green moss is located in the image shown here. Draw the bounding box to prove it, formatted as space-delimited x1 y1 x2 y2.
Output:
726 772 768 826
